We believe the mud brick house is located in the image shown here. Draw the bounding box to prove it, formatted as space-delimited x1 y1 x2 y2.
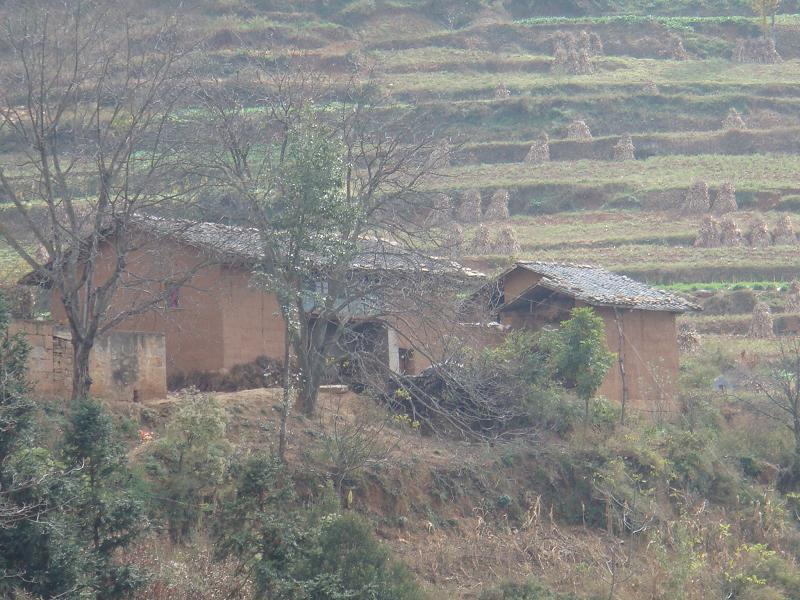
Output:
25 217 482 387
475 262 699 412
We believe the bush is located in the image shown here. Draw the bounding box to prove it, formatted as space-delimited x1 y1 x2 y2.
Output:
479 577 564 600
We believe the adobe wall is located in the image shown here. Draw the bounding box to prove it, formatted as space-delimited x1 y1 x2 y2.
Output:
50 238 226 376
8 320 166 401
218 268 287 369
593 306 679 414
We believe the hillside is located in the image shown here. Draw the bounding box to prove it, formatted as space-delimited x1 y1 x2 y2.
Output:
3 1 800 599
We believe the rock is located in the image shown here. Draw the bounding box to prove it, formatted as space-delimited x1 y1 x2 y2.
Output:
457 189 482 223
613 134 635 161
683 181 711 215
773 214 797 245
722 107 747 130
748 301 775 338
567 119 592 141
493 225 520 255
485 189 510 221
524 133 550 164
712 182 737 215
749 218 772 247
694 215 721 248
720 215 744 247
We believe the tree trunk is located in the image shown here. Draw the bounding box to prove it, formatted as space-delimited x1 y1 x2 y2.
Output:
278 333 292 463
71 339 94 401
298 363 322 415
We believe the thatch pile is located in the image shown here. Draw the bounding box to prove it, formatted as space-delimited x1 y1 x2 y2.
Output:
668 34 689 60
566 119 593 141
749 218 772 248
720 215 744 246
493 225 520 255
722 107 747 130
552 31 595 75
677 325 701 353
495 82 511 98
426 193 452 225
613 135 635 161
786 280 800 313
524 133 550 164
457 189 482 223
773 215 797 245
643 80 660 95
734 37 782 64
683 181 711 214
443 223 464 256
694 215 721 248
471 224 493 254
485 189 510 221
712 182 737 215
748 301 775 339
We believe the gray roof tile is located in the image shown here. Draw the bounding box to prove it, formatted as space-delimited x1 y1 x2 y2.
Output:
513 261 699 313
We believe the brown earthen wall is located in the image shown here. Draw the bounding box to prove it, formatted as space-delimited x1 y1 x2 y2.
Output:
593 306 679 412
9 320 166 401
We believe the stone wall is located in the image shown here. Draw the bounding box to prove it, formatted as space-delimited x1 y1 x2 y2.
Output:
8 320 166 401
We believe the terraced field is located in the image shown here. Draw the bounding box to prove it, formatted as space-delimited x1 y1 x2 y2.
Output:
2 0 799 341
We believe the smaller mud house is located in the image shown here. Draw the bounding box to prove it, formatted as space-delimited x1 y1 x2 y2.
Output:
25 217 483 393
474 262 699 412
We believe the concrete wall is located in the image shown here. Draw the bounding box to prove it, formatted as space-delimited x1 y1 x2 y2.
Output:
8 320 166 401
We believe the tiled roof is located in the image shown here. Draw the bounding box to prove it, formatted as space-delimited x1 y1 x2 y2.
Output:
511 261 699 313
132 216 485 278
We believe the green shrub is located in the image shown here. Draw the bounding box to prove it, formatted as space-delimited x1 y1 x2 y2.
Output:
479 577 564 599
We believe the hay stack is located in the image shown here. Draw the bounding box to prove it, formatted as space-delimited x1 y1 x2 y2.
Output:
552 31 594 74
720 215 744 246
457 189 482 223
643 80 660 95
525 133 550 164
443 223 464 256
749 218 772 247
694 215 721 248
773 215 797 245
677 325 701 353
722 107 747 130
471 224 493 255
734 37 782 64
493 225 520 255
426 193 452 225
589 31 604 56
683 181 711 214
613 135 635 161
786 280 800 313
712 182 738 215
669 34 689 60
495 82 511 98
567 119 593 141
485 189 510 221
748 301 775 338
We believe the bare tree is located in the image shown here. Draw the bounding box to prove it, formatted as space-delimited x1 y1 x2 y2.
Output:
0 0 195 399
747 336 800 458
191 56 456 437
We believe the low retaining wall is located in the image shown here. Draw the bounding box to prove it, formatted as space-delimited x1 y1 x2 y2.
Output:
8 320 166 401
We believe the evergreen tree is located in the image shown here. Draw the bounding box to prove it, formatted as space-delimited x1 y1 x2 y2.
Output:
62 398 147 599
